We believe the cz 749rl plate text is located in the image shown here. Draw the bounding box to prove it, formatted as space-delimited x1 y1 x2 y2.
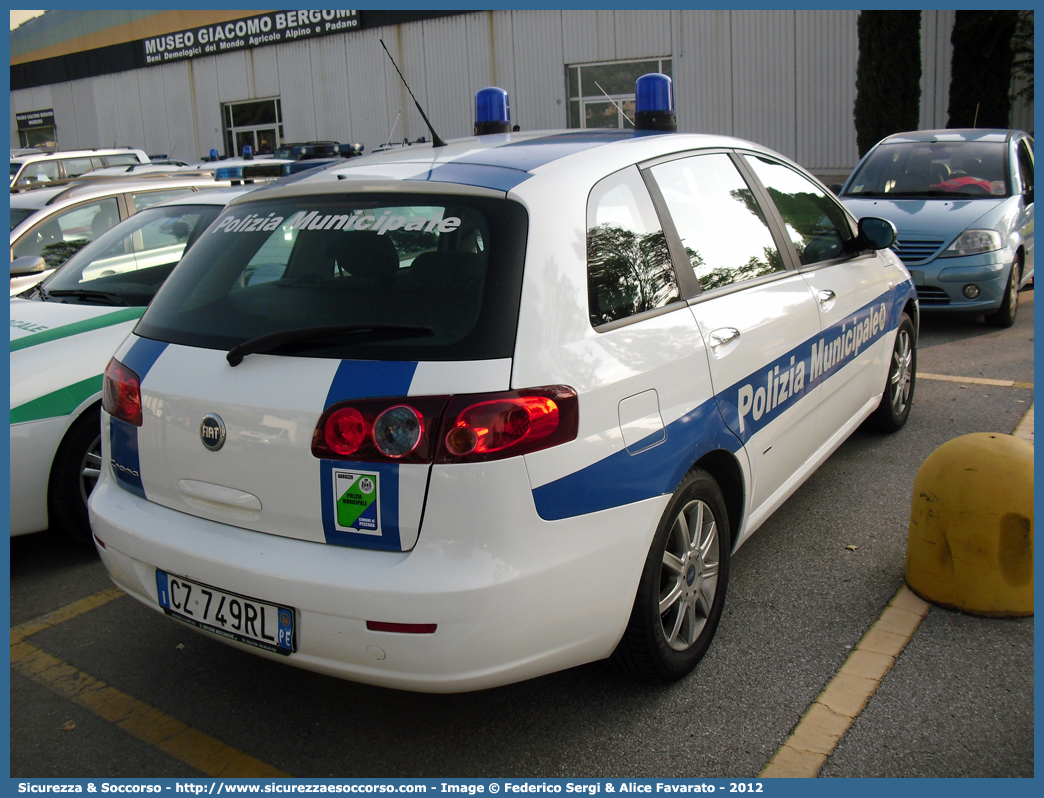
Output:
155 570 295 655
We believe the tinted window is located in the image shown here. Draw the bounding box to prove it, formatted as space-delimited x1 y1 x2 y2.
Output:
41 204 223 306
744 155 854 266
12 198 121 268
131 188 196 212
845 141 1008 198
586 166 679 327
137 194 529 361
103 154 142 166
649 153 784 291
10 207 35 230
62 157 94 177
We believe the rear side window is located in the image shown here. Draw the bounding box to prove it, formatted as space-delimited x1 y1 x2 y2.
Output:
649 153 784 291
586 166 679 327
137 194 529 361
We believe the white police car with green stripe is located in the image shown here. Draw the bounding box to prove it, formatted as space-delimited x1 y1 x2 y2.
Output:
90 77 917 691
10 187 250 541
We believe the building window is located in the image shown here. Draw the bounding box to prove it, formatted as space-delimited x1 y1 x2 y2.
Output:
566 58 672 130
222 98 283 157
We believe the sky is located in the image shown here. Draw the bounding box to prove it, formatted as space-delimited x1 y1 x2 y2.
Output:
10 10 45 30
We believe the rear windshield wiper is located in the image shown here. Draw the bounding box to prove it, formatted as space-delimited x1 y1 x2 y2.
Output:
43 289 129 307
226 324 435 366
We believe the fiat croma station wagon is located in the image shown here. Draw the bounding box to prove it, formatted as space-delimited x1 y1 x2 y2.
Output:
90 76 917 692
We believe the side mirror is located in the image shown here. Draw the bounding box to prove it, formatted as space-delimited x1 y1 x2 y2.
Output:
828 183 844 195
10 255 47 277
857 217 897 251
1025 187 1033 204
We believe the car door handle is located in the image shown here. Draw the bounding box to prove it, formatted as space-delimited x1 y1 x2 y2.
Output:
817 290 836 305
708 327 740 347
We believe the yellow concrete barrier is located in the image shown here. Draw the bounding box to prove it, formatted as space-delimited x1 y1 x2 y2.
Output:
906 433 1033 617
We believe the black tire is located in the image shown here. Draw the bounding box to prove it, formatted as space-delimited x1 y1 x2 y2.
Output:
609 468 730 682
868 312 916 432
986 260 1020 328
48 404 102 545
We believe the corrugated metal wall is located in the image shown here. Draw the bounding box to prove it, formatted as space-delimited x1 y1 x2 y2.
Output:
10 10 1033 170
920 10 955 130
795 10 859 172
730 10 796 159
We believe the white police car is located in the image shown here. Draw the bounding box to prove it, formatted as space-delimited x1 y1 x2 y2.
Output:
89 76 917 691
10 187 251 543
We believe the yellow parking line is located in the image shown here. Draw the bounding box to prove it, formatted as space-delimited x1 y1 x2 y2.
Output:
759 585 931 778
11 588 291 778
918 372 1034 390
10 587 125 645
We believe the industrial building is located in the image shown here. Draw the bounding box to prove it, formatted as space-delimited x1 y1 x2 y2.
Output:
10 9 1033 182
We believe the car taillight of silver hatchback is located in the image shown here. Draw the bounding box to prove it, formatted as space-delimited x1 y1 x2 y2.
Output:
311 386 579 464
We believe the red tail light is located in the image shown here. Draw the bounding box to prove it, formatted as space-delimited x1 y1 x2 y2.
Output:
312 396 449 463
437 388 578 463
102 358 143 427
312 387 578 464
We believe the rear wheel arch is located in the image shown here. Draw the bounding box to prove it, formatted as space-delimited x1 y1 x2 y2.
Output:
904 298 919 338
693 449 745 553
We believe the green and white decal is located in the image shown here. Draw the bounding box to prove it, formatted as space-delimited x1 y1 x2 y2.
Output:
332 468 381 535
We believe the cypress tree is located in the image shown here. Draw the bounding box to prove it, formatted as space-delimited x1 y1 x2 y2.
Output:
854 11 922 157
948 10 1020 128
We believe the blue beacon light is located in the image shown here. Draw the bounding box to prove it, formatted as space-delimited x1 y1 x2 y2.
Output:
209 148 218 161
242 144 253 160
474 87 511 135
634 73 676 132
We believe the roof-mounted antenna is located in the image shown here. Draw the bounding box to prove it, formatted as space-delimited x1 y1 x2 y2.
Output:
379 38 446 148
594 81 635 128
385 111 401 148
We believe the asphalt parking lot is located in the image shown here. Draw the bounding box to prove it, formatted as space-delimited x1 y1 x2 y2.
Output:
10 290 1034 779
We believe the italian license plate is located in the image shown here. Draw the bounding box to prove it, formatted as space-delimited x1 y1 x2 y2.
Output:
155 570 295 655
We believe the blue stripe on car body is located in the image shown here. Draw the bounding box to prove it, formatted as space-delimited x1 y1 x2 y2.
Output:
406 162 529 192
319 359 419 550
533 396 742 521
109 336 169 499
534 281 916 521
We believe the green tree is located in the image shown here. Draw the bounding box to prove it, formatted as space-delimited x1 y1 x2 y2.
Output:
1010 10 1033 106
854 11 922 157
947 10 1020 128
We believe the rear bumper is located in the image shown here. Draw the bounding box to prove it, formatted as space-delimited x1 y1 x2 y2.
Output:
88 457 666 692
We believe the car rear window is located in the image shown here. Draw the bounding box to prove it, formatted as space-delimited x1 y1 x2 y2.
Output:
137 193 529 361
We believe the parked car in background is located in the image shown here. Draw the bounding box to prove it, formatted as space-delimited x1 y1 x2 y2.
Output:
10 187 251 543
10 174 231 292
10 147 150 187
840 129 1034 327
89 75 917 692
